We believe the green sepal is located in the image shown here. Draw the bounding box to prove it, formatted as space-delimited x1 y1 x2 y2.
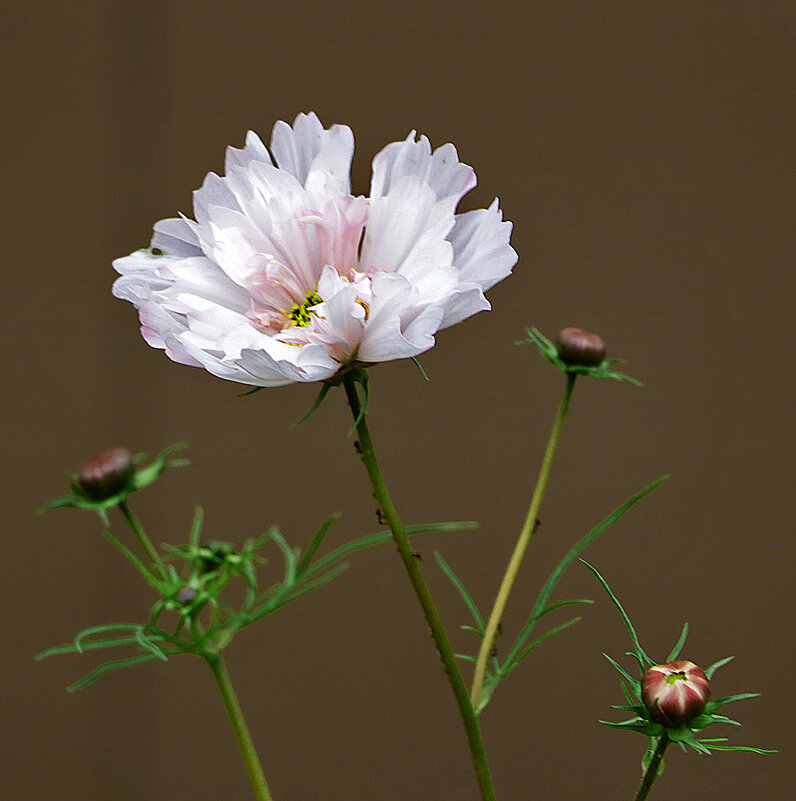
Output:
666 622 689 661
39 443 188 515
292 380 337 427
705 655 734 679
343 368 370 436
410 356 430 382
600 717 663 737
517 327 642 385
703 693 761 714
702 744 777 755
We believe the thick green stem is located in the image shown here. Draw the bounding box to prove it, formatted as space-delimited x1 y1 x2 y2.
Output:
118 500 168 580
206 654 275 801
343 376 497 801
634 735 669 801
470 373 576 708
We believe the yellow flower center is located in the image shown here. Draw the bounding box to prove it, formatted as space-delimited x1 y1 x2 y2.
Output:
287 291 322 327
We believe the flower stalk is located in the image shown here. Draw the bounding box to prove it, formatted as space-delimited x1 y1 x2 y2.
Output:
206 653 275 801
634 734 669 801
118 500 168 581
343 374 497 801
470 373 576 708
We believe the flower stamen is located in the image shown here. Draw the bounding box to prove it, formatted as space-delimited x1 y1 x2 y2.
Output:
287 291 323 327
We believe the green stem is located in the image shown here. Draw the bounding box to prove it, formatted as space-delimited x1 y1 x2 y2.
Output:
343 376 497 801
470 373 576 708
206 653 275 801
118 500 168 580
634 735 669 801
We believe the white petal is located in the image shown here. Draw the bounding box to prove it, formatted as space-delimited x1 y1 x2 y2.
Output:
450 198 517 290
358 272 443 362
224 130 272 173
359 177 455 277
270 112 354 195
370 132 476 204
151 216 203 257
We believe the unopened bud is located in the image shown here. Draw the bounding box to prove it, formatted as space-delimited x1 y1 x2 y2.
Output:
78 448 135 499
175 586 197 605
555 327 606 366
641 660 710 727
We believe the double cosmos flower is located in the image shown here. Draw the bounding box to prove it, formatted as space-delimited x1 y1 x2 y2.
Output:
113 113 517 386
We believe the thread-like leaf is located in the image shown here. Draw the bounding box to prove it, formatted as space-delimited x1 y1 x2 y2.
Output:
581 560 653 668
134 627 168 661
537 598 594 620
434 551 485 633
268 528 298 588
189 506 204 549
304 521 477 580
297 513 341 575
73 624 146 654
502 477 667 668
36 635 164 660
67 654 162 692
500 617 582 679
102 530 162 591
602 652 638 685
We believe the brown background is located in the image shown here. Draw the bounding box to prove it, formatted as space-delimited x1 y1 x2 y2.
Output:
3 1 792 799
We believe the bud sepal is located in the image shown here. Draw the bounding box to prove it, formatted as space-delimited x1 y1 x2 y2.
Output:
518 327 642 385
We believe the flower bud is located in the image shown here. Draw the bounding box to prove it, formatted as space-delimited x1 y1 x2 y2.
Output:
175 586 197 605
555 327 606 366
77 447 135 499
641 660 710 727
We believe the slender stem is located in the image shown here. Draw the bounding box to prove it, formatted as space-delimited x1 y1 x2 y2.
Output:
118 499 168 580
470 373 576 707
343 376 497 801
634 734 669 801
206 653 275 801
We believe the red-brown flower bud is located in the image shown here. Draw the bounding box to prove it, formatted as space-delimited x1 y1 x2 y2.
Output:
77 447 135 500
641 660 710 727
175 586 198 605
555 327 606 366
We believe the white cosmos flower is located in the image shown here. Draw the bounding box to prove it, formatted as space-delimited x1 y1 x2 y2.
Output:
113 113 518 387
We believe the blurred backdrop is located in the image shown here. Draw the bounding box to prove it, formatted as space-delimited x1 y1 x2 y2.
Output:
3 1 792 799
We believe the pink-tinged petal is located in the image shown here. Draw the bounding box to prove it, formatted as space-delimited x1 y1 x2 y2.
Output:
450 199 517 290
370 132 477 204
270 112 354 195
